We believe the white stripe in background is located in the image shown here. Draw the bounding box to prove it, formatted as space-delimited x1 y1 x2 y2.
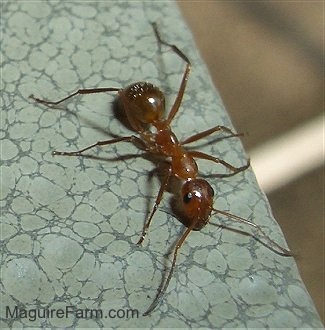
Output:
249 115 324 193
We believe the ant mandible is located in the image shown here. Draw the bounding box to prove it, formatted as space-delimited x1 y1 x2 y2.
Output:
30 23 292 316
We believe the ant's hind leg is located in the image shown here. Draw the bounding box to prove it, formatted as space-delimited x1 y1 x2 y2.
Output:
152 22 190 67
30 87 121 106
151 22 191 126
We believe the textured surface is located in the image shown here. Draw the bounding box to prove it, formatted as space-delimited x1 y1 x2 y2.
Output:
1 1 323 328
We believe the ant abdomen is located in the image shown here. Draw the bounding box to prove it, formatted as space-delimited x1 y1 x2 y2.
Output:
119 82 165 131
181 179 215 230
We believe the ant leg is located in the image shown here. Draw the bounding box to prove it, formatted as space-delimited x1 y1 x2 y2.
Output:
188 150 250 176
143 221 196 316
213 209 292 256
181 125 242 145
151 23 191 125
137 166 172 245
52 135 143 156
30 87 121 106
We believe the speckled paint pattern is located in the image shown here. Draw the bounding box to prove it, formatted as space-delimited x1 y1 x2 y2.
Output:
1 1 323 328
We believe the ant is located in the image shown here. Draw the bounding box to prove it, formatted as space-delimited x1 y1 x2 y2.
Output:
30 23 292 316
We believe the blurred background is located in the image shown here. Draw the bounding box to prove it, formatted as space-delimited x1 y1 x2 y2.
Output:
178 1 323 322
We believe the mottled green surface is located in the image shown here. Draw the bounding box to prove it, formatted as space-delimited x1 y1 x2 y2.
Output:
1 1 323 328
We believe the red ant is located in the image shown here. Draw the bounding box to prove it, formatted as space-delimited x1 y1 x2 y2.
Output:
30 23 292 316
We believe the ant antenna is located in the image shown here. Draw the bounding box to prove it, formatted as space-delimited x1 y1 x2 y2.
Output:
212 208 292 256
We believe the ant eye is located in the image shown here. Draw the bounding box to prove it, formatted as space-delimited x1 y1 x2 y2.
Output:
183 192 193 204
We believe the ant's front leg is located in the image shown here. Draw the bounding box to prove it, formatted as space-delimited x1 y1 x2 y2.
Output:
137 166 172 245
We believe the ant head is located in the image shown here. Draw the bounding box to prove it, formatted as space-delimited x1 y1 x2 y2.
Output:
122 82 165 127
181 179 214 230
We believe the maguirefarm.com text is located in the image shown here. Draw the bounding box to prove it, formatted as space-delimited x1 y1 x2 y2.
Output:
6 305 139 322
